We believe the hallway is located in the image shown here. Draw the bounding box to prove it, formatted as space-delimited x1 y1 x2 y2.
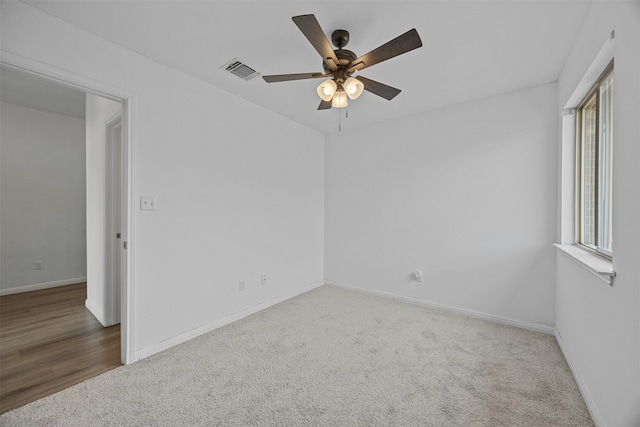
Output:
0 283 120 414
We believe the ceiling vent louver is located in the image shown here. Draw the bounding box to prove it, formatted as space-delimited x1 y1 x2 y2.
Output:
221 58 260 81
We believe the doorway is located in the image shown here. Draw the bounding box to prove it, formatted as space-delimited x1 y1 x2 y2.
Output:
0 53 134 365
0 65 130 412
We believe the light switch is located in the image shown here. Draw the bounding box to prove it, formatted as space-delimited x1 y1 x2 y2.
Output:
140 196 157 211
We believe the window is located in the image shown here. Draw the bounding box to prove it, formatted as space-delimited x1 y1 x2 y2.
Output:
576 62 614 258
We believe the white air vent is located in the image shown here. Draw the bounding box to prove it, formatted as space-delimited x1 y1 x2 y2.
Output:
221 58 260 81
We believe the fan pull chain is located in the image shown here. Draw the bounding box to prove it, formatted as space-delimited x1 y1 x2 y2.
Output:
337 107 350 132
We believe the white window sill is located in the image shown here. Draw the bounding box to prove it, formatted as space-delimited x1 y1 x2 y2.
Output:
553 244 615 286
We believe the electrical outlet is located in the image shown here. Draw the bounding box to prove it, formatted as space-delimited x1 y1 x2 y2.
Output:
261 274 267 286
35 261 43 270
239 281 245 292
140 196 157 211
412 270 422 282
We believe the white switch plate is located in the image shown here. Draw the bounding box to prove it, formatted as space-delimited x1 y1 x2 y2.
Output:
140 196 157 211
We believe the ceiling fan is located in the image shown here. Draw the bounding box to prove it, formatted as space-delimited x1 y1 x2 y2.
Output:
262 14 423 110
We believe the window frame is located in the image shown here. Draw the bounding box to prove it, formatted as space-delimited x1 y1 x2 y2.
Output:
575 60 614 259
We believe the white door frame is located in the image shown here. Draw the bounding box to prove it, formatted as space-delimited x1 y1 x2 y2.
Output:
1 51 136 364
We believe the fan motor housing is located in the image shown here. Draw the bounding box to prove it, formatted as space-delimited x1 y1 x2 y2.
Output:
322 48 357 75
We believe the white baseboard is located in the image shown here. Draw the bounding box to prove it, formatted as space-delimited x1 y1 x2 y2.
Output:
555 329 605 427
326 280 555 335
0 277 87 296
133 281 324 362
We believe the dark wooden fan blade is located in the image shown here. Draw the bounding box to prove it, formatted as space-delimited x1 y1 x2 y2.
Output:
262 73 327 83
292 14 340 71
355 76 401 100
347 29 422 72
318 99 332 110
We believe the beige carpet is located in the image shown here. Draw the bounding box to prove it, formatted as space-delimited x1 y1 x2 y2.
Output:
0 285 592 426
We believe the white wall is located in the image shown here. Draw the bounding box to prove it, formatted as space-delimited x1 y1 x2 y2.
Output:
0 1 324 359
326 83 558 331
84 94 121 325
0 101 86 293
556 2 640 425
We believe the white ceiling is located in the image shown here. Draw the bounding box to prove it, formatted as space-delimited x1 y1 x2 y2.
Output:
22 0 592 134
0 66 86 119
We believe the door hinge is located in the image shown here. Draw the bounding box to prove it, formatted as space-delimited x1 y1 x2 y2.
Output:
116 233 121 239
123 241 128 250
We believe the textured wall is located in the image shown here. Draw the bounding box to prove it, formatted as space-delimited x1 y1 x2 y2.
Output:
556 2 640 425
1 102 86 292
326 83 558 330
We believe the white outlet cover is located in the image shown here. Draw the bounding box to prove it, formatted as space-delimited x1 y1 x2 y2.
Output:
140 196 157 211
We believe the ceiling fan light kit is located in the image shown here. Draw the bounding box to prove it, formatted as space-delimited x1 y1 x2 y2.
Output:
331 89 349 108
317 79 337 101
343 77 364 100
262 14 423 111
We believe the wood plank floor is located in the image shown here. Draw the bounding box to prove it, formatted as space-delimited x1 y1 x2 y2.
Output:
0 283 120 414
